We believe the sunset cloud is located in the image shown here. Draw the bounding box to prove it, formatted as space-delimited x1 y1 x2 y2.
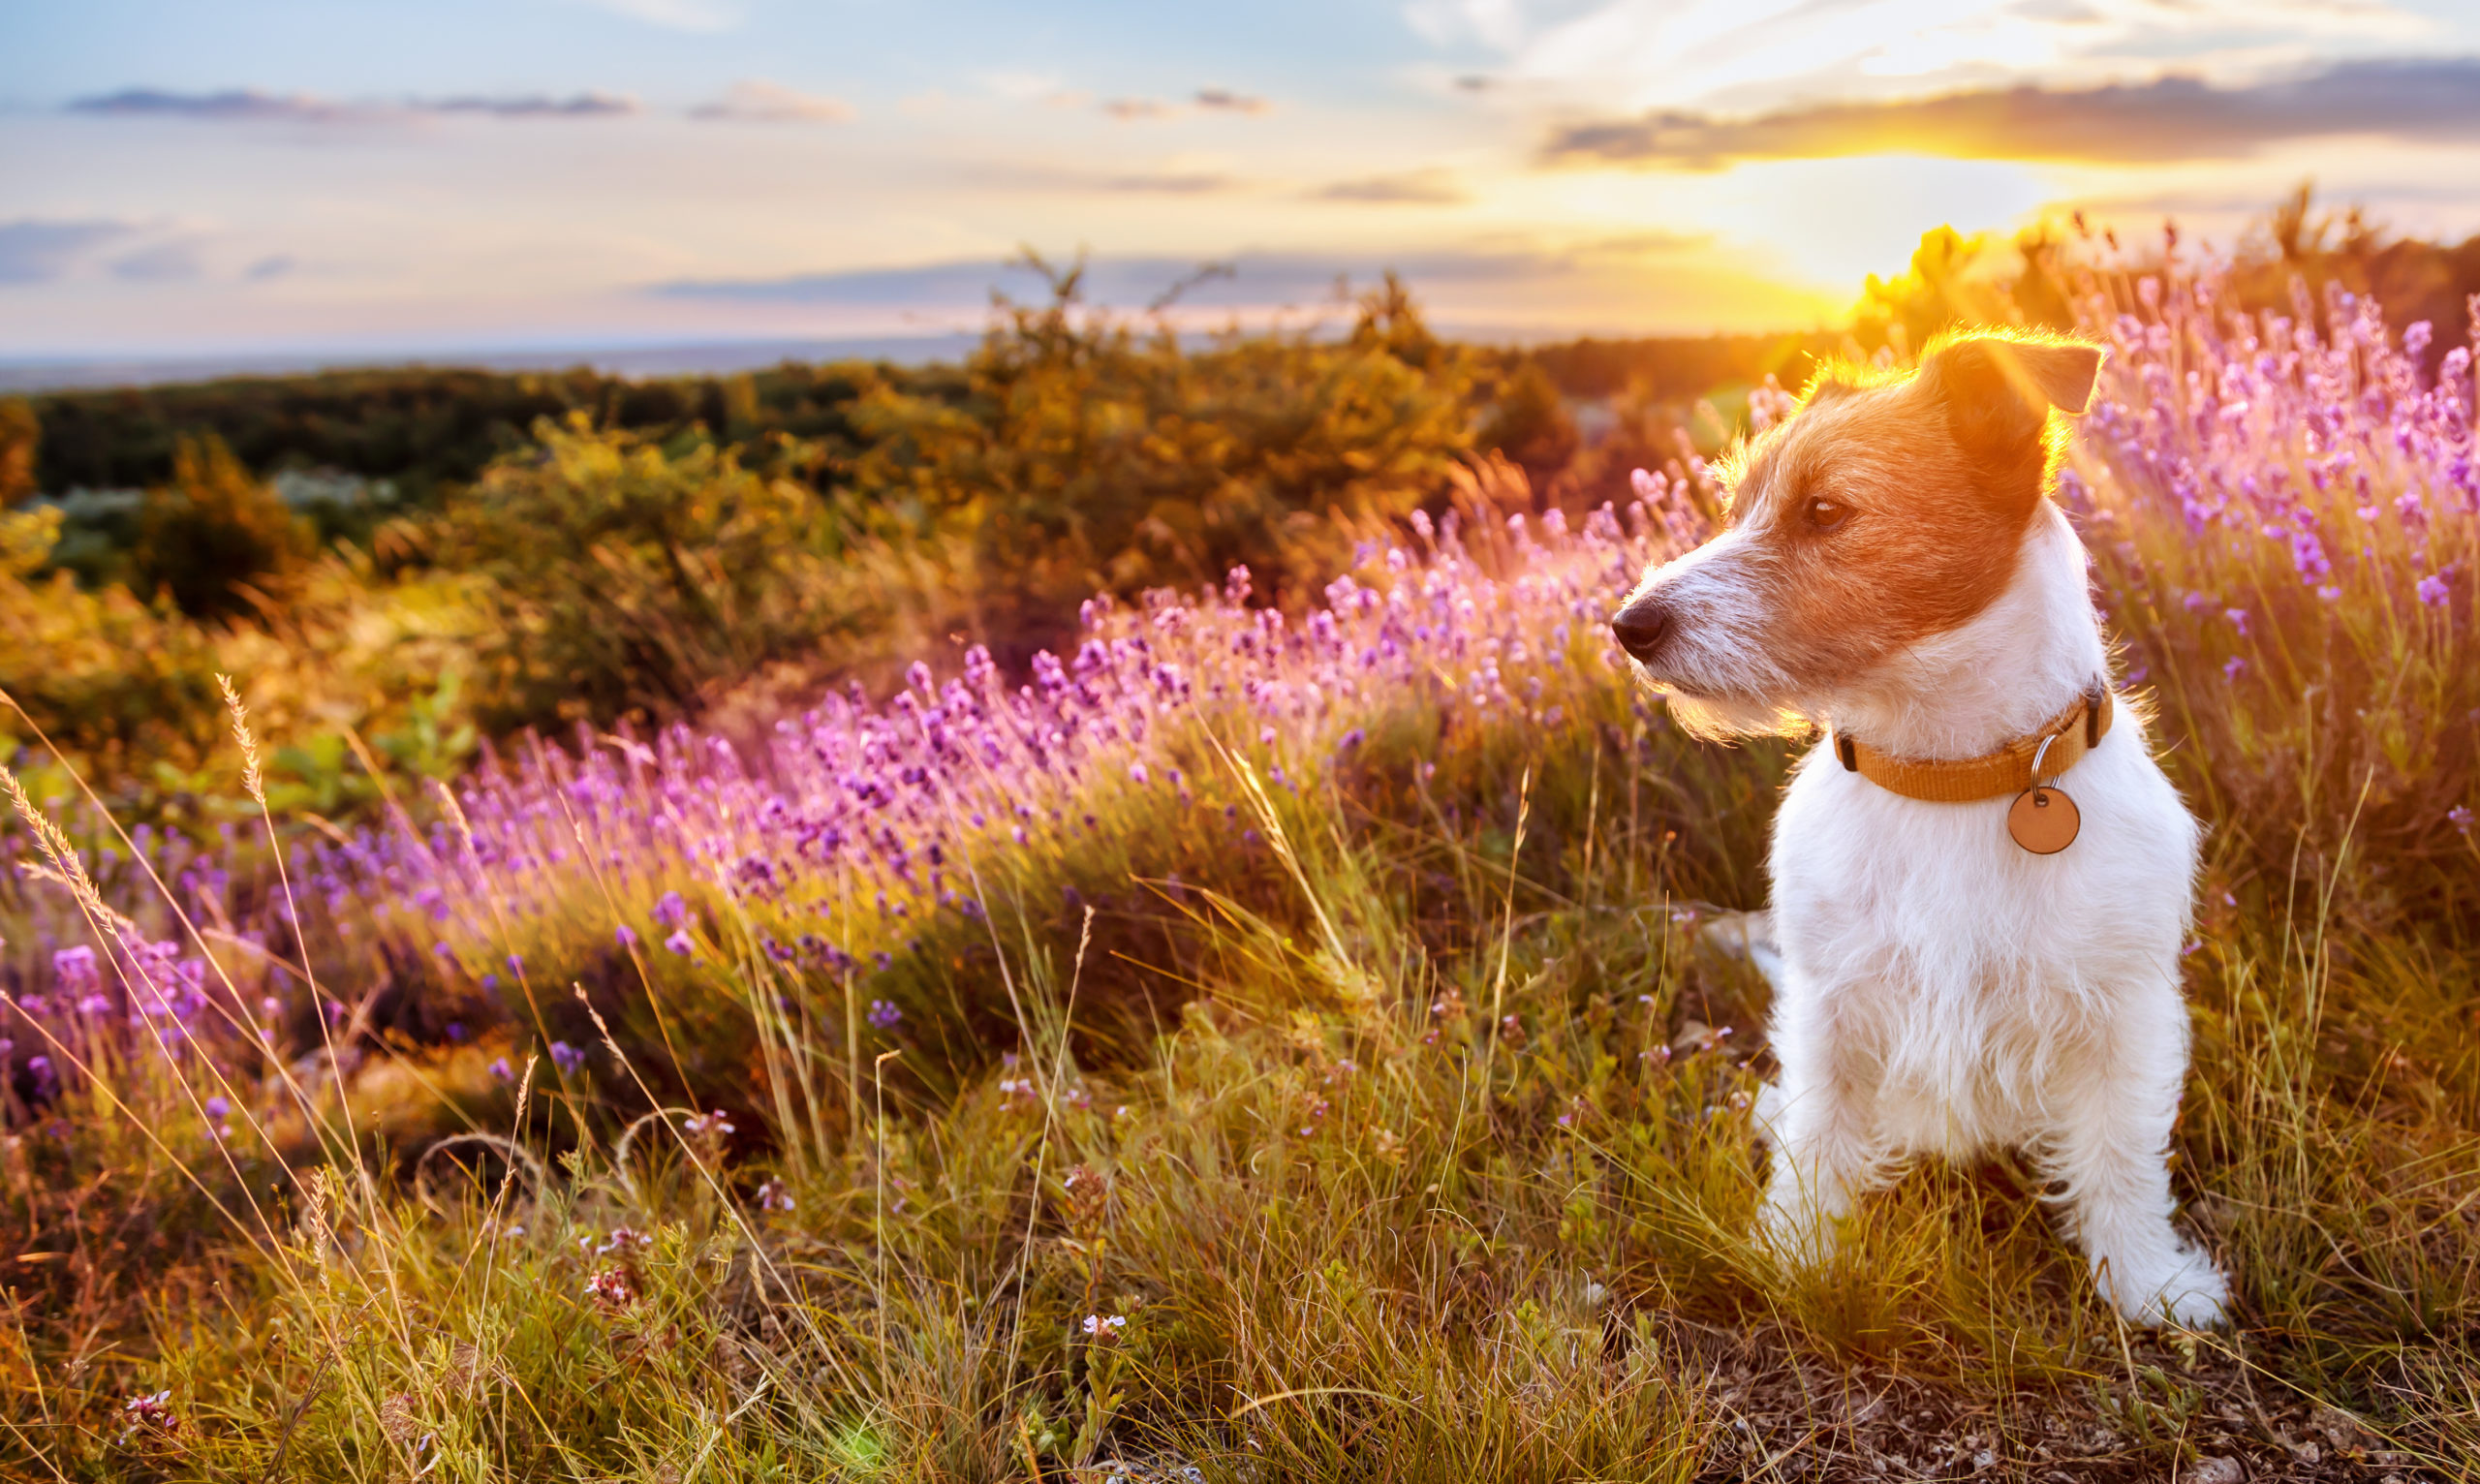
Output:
1311 169 1469 205
1194 87 1269 115
1100 88 1272 121
690 79 852 122
1540 58 2480 169
650 239 1726 313
67 87 640 123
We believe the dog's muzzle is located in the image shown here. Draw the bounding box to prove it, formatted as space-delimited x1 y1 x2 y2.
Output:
1610 598 1673 664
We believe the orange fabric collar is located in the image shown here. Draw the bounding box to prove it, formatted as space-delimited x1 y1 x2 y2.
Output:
1831 684 2115 804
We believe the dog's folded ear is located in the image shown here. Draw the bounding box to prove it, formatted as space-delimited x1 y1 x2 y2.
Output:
1923 334 2106 460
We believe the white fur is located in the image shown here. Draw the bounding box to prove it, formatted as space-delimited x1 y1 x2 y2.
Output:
1667 505 2229 1326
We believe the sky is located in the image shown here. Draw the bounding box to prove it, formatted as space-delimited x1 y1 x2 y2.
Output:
6 0 2480 363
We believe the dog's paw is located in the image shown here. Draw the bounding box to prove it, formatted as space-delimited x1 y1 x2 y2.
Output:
2102 1246 2230 1329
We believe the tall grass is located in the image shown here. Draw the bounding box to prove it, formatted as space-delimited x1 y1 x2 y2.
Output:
2 261 2475 1480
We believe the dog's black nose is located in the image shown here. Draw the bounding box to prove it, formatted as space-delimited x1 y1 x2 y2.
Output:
1611 601 1672 662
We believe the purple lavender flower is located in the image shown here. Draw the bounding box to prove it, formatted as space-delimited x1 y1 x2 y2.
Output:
52 945 100 991
203 1096 231 1120
653 891 689 929
488 1058 513 1081
2417 572 2450 606
614 924 639 950
548 1041 586 1077
867 999 903 1031
665 929 696 956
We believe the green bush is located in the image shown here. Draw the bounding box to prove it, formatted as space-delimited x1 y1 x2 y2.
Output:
0 398 35 508
440 416 890 729
131 434 312 620
850 266 1477 663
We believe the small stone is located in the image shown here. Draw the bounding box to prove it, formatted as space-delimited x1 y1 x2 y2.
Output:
2183 1458 2244 1484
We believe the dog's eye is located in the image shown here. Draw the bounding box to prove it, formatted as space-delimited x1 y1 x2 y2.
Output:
1805 497 1851 531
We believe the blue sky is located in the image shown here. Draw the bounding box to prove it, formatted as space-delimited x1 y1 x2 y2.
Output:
7 0 2480 358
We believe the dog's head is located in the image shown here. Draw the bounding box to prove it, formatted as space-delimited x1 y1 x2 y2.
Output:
1610 330 2104 737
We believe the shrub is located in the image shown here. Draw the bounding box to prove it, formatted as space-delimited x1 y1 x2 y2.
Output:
0 398 35 508
0 506 224 782
131 434 312 620
439 416 893 730
849 265 1478 666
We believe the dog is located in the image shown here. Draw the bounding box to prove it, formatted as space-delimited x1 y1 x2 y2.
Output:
1610 331 2228 1328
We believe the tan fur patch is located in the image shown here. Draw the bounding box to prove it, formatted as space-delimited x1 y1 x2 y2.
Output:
1718 367 2049 690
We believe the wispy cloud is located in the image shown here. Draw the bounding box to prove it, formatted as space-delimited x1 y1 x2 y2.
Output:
1103 172 1237 194
427 93 636 118
67 87 639 123
649 241 1719 312
690 79 852 123
1430 0 2441 119
69 88 339 122
110 240 204 282
0 220 136 284
1311 168 1469 204
1101 88 1272 121
1539 58 2480 168
957 162 1242 197
1194 87 1269 114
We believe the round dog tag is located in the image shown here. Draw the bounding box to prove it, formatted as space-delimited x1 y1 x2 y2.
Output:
2007 786 2080 854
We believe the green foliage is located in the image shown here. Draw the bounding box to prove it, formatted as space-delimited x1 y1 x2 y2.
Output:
131 434 313 620
1475 356 1578 492
440 416 887 729
0 505 225 781
850 263 1477 661
26 360 899 511
0 398 35 508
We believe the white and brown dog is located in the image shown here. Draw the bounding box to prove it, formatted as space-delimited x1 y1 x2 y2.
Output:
1612 332 2228 1327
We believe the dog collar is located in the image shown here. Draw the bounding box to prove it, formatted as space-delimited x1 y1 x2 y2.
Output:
1831 682 2114 805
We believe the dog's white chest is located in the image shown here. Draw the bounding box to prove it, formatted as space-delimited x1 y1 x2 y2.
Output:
1763 726 2199 1147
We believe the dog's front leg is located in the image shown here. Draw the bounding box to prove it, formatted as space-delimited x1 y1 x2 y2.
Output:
1754 1005 1883 1269
2039 980 2229 1328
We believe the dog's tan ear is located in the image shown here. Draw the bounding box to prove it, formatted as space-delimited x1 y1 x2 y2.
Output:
1924 334 2105 459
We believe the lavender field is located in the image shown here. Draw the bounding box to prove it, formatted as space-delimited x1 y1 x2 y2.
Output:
3 261 2477 1481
